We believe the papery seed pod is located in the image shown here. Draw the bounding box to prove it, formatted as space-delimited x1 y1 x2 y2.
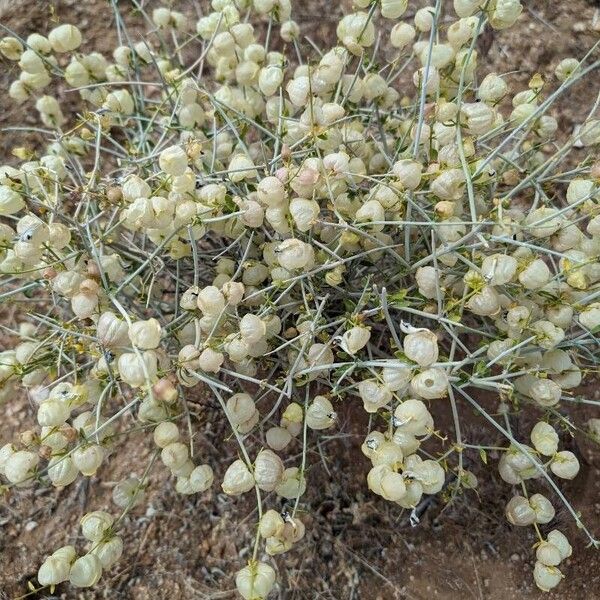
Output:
390 22 415 49
235 561 276 600
128 318 161 350
72 444 104 477
48 24 82 53
530 422 559 456
97 312 129 347
506 495 536 526
161 442 189 471
48 455 78 487
198 348 224 373
340 325 371 355
159 145 188 177
403 329 438 367
81 511 114 542
370 440 404 469
547 530 572 560
37 399 70 427
240 314 267 344
358 380 392 413
381 0 408 19
266 426 292 451
187 464 214 493
0 36 22 60
276 238 314 271
197 286 225 315
392 429 420 455
90 535 123 569
4 450 39 484
519 259 550 290
481 254 517 286
550 450 580 479
529 493 555 524
38 555 71 586
153 422 180 448
275 466 306 499
227 393 256 425
69 554 102 588
117 351 158 387
112 477 144 509
222 459 255 495
393 399 433 436
259 510 285 539
254 449 284 492
305 395 335 430
361 431 385 459
533 561 562 592
412 459 445 494
410 368 448 399
396 478 424 509
536 541 562 567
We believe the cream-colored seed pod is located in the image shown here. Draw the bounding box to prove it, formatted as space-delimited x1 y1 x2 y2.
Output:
37 399 70 427
305 395 335 430
159 145 188 177
519 259 550 290
73 444 104 476
117 351 158 387
91 536 123 569
189 464 214 493
222 459 255 495
69 554 102 588
227 393 256 425
4 450 39 484
97 312 129 347
239 313 267 344
547 530 572 560
259 510 285 538
533 561 563 592
413 459 445 494
530 422 559 456
370 440 403 469
48 24 82 53
235 561 276 600
358 380 392 413
340 325 371 355
198 348 224 373
38 555 71 586
529 493 555 524
536 541 562 567
392 429 420 455
276 238 314 271
368 465 407 501
275 466 306 499
550 450 580 479
403 329 438 367
394 399 433 436
128 318 161 349
481 254 517 286
161 442 189 471
254 449 284 492
505 495 536 526
48 456 78 487
266 426 293 451
410 368 448 399
80 511 114 542
112 477 144 509
153 421 180 448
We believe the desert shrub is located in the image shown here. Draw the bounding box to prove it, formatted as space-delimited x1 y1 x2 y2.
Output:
0 0 600 596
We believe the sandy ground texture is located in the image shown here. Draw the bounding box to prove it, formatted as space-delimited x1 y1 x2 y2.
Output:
1 0 600 599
